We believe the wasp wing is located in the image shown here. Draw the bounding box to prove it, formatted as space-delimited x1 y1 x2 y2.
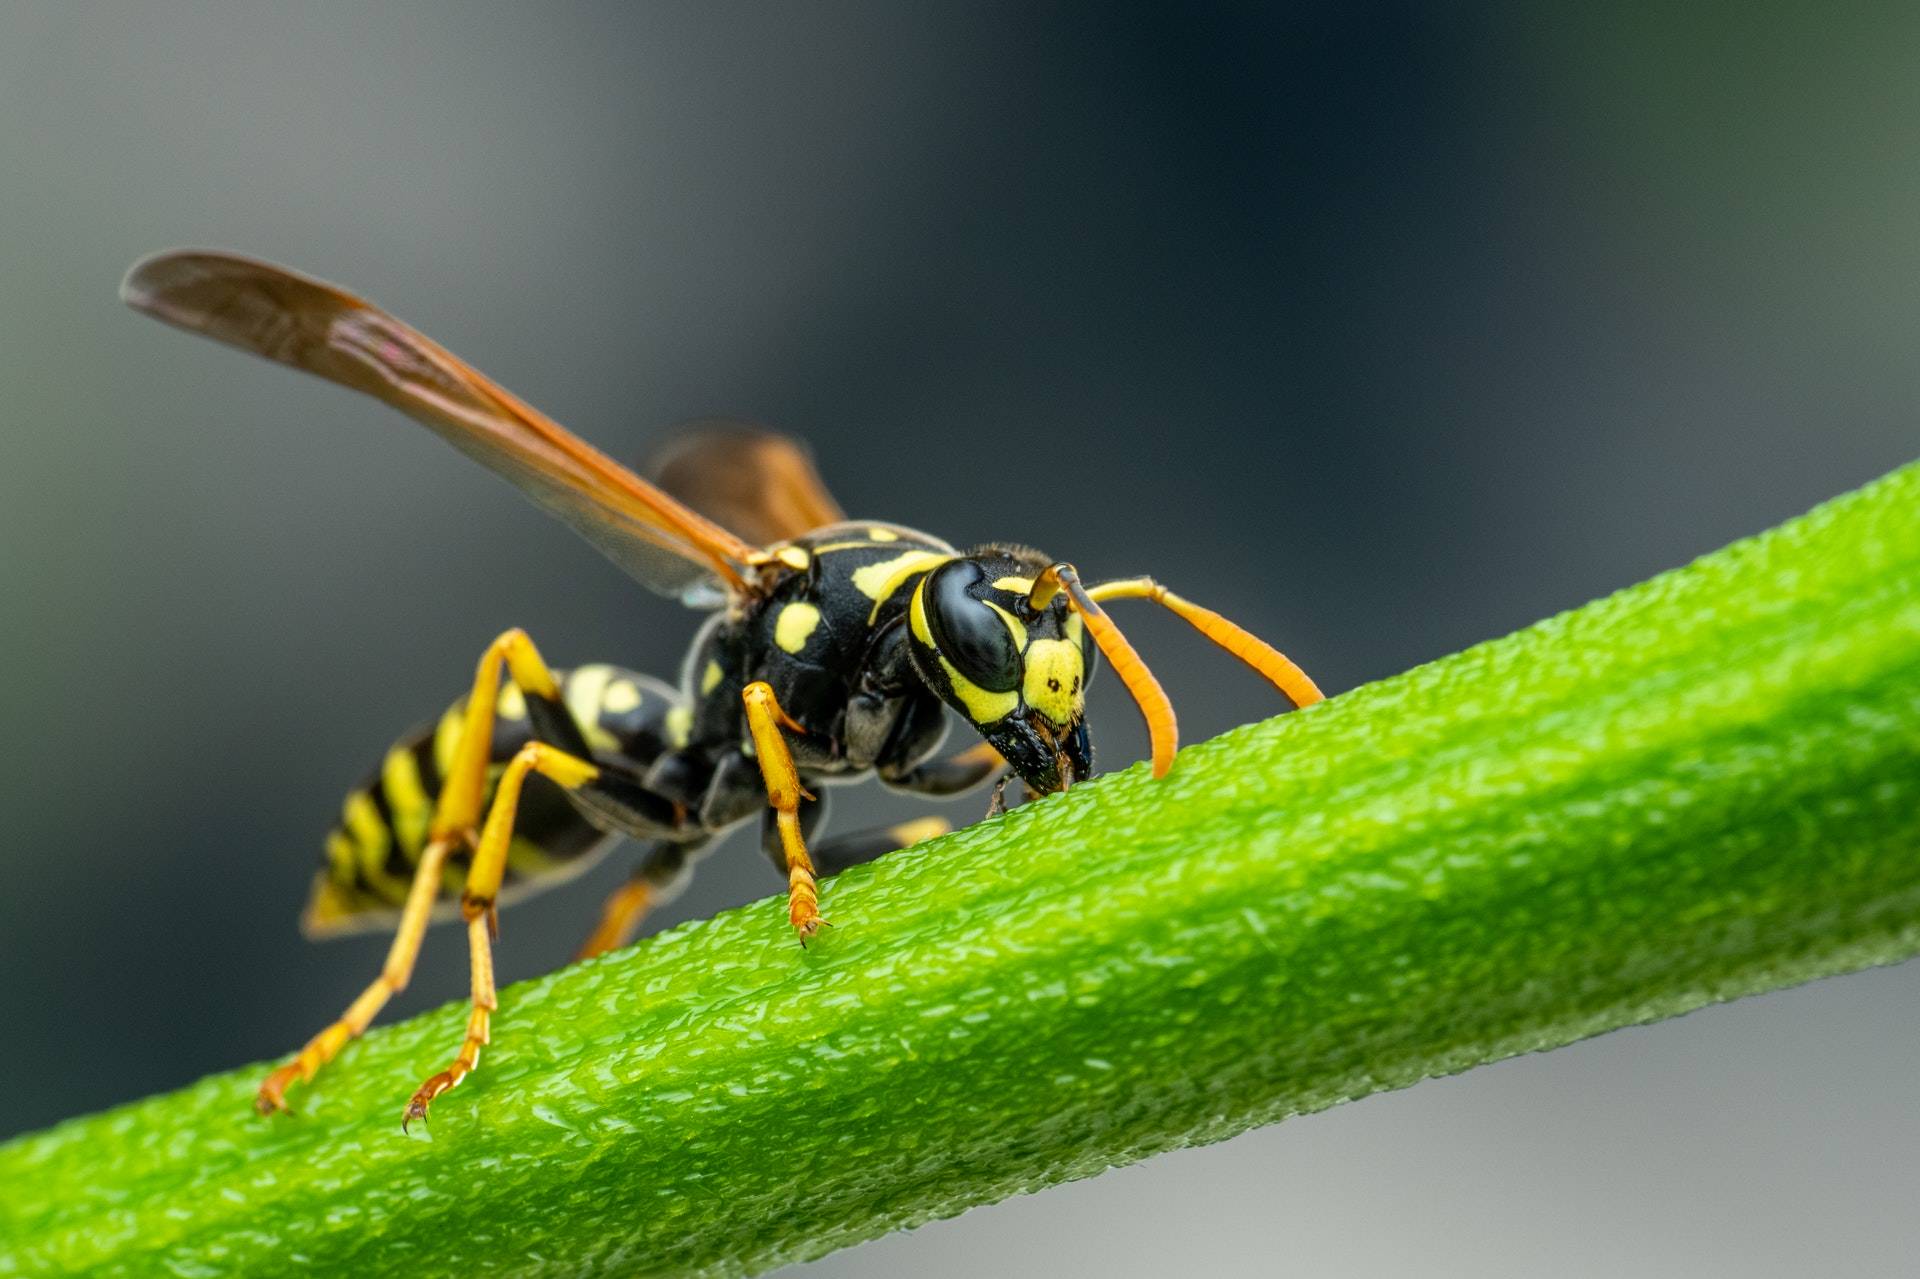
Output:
647 421 846 547
122 250 759 601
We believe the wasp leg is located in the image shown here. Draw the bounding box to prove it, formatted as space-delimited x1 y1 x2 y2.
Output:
740 681 826 942
256 626 562 1116
808 816 952 877
880 741 1004 797
573 838 707 961
1083 576 1324 709
404 741 600 1130
257 834 454 1114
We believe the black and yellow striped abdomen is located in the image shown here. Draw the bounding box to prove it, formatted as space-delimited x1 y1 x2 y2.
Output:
302 664 685 937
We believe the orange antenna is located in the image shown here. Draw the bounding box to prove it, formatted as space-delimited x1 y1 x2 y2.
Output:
1033 563 1178 778
1086 578 1323 709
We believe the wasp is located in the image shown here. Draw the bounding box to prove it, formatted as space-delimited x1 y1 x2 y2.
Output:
122 251 1324 1129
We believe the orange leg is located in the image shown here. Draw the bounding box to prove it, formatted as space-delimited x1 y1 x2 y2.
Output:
256 835 452 1114
741 681 826 942
404 741 598 1130
256 626 563 1115
574 878 655 961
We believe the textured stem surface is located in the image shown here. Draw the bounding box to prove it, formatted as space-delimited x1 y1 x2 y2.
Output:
4 463 1920 1278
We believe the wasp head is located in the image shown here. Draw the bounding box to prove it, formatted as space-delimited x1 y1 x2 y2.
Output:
905 547 1097 795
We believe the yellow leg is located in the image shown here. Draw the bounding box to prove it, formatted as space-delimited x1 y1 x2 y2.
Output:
741 681 826 942
256 626 563 1116
1085 577 1324 709
885 816 952 846
403 741 599 1130
432 627 563 847
574 879 655 961
256 835 452 1114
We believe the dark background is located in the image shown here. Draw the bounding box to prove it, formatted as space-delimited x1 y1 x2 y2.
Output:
3 4 1918 1275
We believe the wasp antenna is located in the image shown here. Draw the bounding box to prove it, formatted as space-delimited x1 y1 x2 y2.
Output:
1036 563 1178 778
1084 577 1324 710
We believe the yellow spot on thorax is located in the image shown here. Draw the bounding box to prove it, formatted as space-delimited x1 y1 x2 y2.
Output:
603 679 642 714
700 659 724 695
867 526 899 541
1023 638 1086 727
563 665 622 752
852 550 952 622
665 705 692 749
495 683 527 721
775 602 822 654
566 665 612 723
775 545 811 570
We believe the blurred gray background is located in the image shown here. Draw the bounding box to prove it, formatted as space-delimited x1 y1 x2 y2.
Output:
3 3 1918 1275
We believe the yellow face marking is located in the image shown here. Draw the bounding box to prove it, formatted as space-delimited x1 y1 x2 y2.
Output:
867 526 899 542
939 657 1019 724
774 601 822 654
983 599 1027 654
603 679 643 714
1023 638 1086 727
992 575 1035 595
1064 612 1085 646
700 659 724 696
775 545 811 570
495 683 527 721
380 745 432 854
665 705 692 749
564 665 622 752
852 550 952 621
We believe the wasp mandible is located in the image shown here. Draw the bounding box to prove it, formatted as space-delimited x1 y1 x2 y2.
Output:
122 251 1324 1129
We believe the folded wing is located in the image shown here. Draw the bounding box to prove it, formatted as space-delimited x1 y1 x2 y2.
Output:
648 421 845 547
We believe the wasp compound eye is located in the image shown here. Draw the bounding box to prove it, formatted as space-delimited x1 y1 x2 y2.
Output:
924 560 1023 692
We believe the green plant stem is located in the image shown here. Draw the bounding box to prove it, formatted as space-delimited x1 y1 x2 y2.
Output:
5 463 1920 1278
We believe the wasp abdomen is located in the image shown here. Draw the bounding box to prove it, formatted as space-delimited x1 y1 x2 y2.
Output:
302 663 683 937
